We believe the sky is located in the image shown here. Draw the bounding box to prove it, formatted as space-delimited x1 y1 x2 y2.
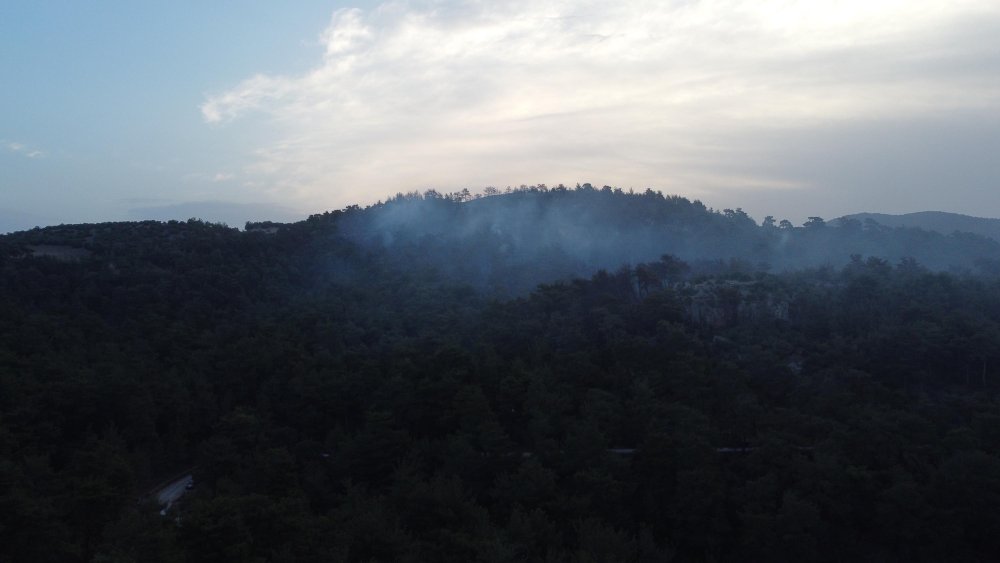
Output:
3 0 1000 232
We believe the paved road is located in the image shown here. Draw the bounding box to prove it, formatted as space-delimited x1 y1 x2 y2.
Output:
156 474 193 516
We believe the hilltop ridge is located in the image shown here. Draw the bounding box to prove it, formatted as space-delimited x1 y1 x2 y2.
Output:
840 211 1000 242
6 187 1000 296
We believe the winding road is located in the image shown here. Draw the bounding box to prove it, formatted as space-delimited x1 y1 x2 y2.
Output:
155 474 193 516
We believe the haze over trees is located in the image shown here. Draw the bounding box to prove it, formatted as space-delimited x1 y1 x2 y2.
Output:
2 186 1000 561
342 185 1000 293
841 211 1000 243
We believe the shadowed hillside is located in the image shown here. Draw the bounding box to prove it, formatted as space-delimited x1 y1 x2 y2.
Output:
4 189 1000 561
842 211 1000 242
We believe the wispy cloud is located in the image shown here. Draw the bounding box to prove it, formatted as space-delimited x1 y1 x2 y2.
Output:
3 139 44 158
182 171 237 183
201 0 1000 214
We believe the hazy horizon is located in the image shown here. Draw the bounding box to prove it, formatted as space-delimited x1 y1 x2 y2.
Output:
5 187 1000 236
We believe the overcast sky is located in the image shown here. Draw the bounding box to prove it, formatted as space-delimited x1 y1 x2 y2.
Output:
3 0 1000 232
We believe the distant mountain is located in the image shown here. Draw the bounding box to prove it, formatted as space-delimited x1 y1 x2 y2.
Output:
841 211 1000 242
128 200 306 228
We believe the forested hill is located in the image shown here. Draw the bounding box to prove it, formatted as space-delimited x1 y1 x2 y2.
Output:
841 211 1000 243
339 186 1000 294
6 187 1000 296
4 189 1000 561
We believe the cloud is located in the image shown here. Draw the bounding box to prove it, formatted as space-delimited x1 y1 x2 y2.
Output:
202 0 1000 214
182 171 237 183
3 140 44 158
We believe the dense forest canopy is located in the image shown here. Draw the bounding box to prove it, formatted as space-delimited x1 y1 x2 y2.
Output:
340 185 1000 294
2 187 1000 561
